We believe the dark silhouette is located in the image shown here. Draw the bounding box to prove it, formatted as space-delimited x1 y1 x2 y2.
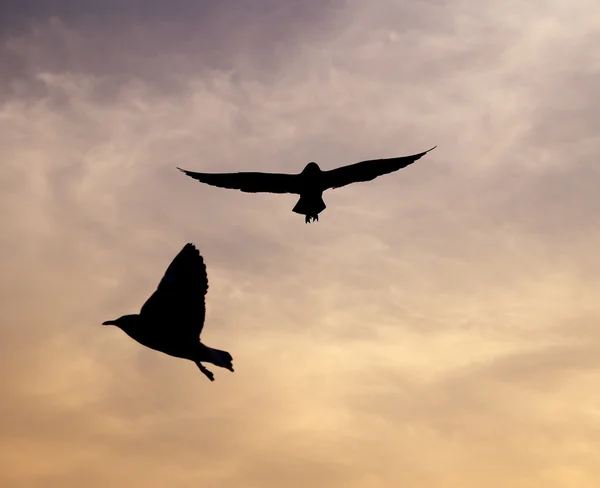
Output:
177 146 437 223
102 243 234 382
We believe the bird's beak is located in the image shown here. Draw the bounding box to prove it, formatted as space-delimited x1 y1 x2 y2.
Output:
102 320 116 326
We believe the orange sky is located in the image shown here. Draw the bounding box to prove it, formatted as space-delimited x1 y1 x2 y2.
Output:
1 1 600 486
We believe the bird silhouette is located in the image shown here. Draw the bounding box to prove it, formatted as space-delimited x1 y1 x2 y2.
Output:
178 146 436 223
102 243 234 382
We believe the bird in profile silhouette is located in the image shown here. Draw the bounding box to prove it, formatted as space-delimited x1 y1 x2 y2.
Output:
102 243 234 382
178 146 436 223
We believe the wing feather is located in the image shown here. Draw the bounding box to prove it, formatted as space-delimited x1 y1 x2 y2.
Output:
322 146 436 190
178 168 300 194
140 243 208 338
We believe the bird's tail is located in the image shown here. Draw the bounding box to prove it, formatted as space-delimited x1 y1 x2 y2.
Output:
204 346 234 372
292 195 326 216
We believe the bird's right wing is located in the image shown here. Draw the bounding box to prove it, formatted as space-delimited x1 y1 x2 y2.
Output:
140 243 209 338
321 146 436 190
178 168 301 194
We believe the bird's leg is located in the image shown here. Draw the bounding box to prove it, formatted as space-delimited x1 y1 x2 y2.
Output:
305 215 310 224
305 215 318 224
195 361 215 381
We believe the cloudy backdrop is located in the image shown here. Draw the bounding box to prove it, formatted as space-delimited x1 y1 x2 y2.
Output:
1 0 600 486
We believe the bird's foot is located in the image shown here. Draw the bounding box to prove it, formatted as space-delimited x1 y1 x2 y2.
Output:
305 215 319 224
196 362 215 381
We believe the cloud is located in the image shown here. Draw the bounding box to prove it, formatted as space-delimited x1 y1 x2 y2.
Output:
1 0 600 486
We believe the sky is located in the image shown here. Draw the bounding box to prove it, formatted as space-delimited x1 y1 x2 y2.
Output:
1 0 600 486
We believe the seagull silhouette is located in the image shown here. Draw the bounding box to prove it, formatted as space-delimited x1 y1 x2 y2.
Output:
177 146 436 223
102 243 234 382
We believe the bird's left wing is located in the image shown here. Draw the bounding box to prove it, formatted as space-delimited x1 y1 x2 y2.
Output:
321 146 436 190
140 243 209 338
178 168 301 194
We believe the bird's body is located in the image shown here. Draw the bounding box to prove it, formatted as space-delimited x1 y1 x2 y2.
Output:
102 243 233 382
110 314 225 363
291 162 327 222
178 146 436 223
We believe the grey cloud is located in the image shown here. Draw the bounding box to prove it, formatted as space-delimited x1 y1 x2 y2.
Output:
0 1 341 103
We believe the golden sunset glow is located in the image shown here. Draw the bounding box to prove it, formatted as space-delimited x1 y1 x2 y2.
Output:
1 1 600 487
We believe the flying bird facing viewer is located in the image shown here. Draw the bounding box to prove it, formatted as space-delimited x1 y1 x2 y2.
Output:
178 146 436 223
102 243 234 382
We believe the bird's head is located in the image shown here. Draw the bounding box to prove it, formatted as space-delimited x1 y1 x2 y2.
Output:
302 162 321 174
102 314 139 330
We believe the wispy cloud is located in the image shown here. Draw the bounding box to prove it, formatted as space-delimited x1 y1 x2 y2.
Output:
1 0 599 486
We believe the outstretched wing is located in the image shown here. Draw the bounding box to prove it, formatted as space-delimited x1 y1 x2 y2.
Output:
178 167 301 194
321 146 436 190
140 243 209 338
